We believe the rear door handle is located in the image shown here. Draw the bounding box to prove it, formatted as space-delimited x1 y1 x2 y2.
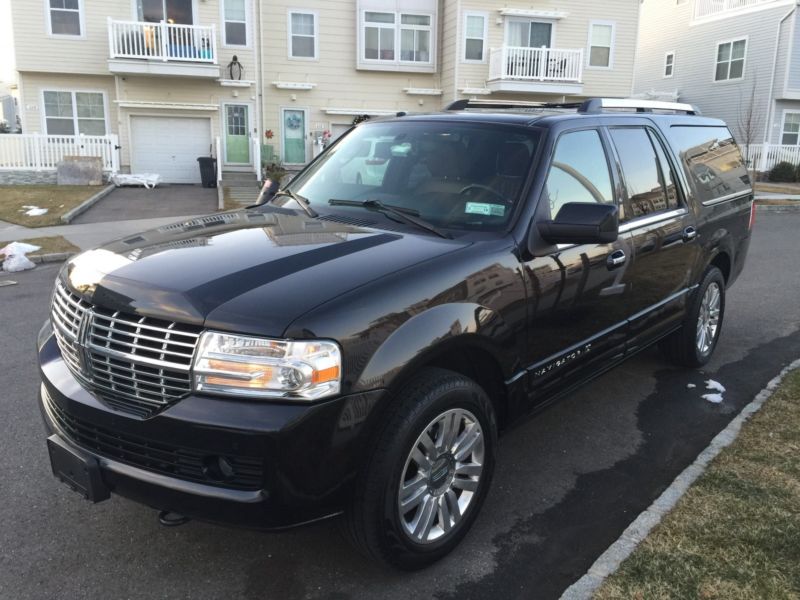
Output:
607 249 626 270
683 226 698 242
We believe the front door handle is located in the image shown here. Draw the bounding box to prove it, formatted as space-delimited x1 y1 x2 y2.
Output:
683 226 698 242
607 249 626 270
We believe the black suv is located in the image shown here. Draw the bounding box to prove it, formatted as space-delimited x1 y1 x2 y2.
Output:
39 98 754 569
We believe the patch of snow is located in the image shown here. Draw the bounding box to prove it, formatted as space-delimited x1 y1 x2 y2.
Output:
22 205 48 216
705 379 726 393
687 383 697 389
703 393 724 404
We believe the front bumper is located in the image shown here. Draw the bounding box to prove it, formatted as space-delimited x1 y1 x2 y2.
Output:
39 334 385 529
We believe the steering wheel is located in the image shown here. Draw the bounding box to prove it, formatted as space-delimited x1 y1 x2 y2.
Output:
459 184 508 204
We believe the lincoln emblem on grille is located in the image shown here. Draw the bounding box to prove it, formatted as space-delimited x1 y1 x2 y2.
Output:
75 308 94 376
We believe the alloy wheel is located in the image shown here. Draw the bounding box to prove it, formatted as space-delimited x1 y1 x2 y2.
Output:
696 282 721 356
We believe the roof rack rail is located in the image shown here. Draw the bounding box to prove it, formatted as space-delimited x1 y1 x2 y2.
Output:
445 99 552 111
578 98 701 115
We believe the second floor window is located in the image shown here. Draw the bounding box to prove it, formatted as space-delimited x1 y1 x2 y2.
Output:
138 0 193 24
715 39 746 81
664 52 675 77
289 12 317 59
224 0 248 47
43 91 106 136
363 11 432 64
588 22 614 68
464 13 487 62
49 0 81 36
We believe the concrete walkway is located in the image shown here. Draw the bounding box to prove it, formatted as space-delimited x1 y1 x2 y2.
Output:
0 215 199 250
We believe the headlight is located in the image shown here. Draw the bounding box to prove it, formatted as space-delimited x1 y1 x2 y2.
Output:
193 332 341 401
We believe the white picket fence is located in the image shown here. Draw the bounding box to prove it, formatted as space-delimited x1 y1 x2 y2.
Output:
0 133 120 172
743 143 800 172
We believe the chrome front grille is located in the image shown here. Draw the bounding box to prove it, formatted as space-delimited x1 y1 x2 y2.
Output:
50 281 201 418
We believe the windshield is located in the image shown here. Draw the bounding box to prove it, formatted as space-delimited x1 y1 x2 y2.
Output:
286 120 540 231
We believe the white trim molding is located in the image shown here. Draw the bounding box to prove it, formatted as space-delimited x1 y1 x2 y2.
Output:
498 8 568 19
115 100 218 111
403 88 442 96
273 81 317 90
324 107 397 116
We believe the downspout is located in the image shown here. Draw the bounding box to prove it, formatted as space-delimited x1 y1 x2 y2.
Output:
762 3 797 154
253 0 263 181
630 0 644 97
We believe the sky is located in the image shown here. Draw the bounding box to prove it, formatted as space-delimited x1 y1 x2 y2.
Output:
0 0 16 85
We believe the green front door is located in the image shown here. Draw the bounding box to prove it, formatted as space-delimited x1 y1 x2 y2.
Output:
225 104 250 164
283 109 306 164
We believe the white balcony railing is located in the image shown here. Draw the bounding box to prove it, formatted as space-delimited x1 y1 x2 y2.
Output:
694 0 779 20
108 18 217 64
0 133 120 172
489 47 584 83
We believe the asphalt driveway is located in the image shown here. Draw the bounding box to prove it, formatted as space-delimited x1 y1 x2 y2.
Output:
0 211 798 600
71 185 217 224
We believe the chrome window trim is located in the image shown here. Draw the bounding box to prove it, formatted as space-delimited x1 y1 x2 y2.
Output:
619 208 687 233
701 190 753 207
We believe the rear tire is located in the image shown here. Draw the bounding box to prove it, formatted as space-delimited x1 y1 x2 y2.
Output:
343 368 497 570
660 266 726 368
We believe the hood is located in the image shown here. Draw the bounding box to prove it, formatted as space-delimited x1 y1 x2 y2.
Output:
64 209 466 336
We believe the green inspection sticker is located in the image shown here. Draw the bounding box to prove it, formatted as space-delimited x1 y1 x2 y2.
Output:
465 202 506 217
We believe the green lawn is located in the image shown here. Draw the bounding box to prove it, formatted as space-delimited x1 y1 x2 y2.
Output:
596 369 800 600
0 185 101 227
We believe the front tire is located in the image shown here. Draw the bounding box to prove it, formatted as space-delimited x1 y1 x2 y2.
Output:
344 368 497 570
660 266 726 367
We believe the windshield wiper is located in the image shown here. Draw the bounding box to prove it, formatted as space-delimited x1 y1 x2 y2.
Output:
273 189 318 218
328 199 451 239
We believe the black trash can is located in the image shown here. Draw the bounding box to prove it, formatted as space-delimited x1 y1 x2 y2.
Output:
197 157 217 188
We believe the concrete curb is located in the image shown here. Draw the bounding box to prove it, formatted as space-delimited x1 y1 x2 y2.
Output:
61 184 116 224
30 252 76 264
756 204 800 212
560 358 800 600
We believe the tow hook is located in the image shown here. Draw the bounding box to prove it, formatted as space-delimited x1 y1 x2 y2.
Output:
158 510 191 527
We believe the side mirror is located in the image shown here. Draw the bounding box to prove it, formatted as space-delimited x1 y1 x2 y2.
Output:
254 179 280 206
536 203 619 246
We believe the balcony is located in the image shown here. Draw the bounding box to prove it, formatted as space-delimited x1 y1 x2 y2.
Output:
694 0 783 21
487 47 584 95
107 18 219 78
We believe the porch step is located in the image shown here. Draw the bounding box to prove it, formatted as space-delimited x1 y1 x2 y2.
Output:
221 171 260 206
221 171 259 182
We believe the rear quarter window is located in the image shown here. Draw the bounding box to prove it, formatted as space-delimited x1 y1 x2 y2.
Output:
668 125 751 204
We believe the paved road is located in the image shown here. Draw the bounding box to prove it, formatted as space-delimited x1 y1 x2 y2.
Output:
1 212 799 600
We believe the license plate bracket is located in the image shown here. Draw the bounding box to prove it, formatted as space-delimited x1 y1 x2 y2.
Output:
47 435 110 503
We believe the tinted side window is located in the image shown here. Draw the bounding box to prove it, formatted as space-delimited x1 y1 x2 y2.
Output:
544 129 614 219
610 127 672 222
668 125 750 204
648 129 681 212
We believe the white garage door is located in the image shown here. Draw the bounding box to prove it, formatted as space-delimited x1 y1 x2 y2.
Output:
130 117 212 184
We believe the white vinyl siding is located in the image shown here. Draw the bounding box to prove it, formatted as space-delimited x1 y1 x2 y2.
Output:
782 112 800 145
42 90 106 135
714 38 747 81
47 0 82 37
664 51 675 77
463 12 487 63
223 0 248 47
288 11 318 59
588 21 615 68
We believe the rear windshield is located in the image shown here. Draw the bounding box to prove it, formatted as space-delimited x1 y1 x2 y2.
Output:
287 121 540 231
668 125 751 204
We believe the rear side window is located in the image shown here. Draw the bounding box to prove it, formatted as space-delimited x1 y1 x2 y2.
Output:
544 129 614 219
668 126 750 204
609 127 679 222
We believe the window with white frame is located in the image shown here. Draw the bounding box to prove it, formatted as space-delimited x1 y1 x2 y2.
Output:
664 52 675 77
463 12 487 62
289 11 317 59
48 0 82 36
362 10 433 65
224 0 248 47
715 38 746 81
783 113 800 145
588 22 614 68
43 91 106 136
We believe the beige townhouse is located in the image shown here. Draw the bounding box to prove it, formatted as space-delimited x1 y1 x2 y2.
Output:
261 0 642 167
9 0 261 184
5 0 641 185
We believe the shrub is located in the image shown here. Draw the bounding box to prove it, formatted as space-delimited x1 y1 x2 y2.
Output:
769 161 797 183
